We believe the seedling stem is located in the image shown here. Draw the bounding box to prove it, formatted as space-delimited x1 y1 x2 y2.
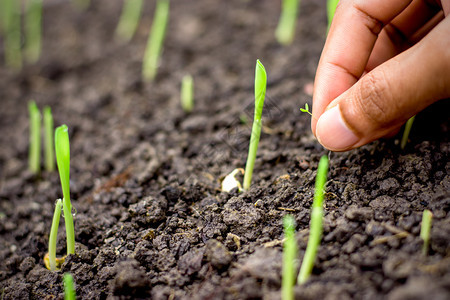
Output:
142 0 170 81
63 273 76 300
55 125 75 255
400 116 415 150
25 0 43 63
282 215 298 300
243 59 267 191
116 0 143 42
275 0 300 45
48 199 62 271
44 106 55 172
327 0 339 33
420 209 432 256
29 101 41 174
298 155 329 284
181 75 194 113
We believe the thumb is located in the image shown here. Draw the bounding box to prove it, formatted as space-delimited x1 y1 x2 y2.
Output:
315 18 450 152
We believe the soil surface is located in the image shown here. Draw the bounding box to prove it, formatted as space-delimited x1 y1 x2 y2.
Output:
1 1 449 299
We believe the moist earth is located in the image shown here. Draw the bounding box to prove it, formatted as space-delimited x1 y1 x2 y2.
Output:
0 0 449 299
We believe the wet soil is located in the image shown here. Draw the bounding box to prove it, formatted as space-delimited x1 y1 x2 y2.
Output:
0 0 449 299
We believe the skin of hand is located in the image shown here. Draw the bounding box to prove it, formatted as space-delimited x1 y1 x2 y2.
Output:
312 0 450 151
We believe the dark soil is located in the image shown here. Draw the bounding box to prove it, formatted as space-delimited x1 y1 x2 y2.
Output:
1 1 449 299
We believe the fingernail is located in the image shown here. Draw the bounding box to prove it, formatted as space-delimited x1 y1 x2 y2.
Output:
316 105 359 151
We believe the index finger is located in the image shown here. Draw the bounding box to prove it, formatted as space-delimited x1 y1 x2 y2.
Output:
311 0 413 135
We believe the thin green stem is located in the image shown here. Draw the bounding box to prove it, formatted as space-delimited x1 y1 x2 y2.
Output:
55 125 75 255
275 0 300 45
28 101 41 174
49 199 62 271
400 115 415 150
420 209 432 256
181 75 194 113
298 155 329 284
142 0 170 81
2 0 22 69
63 273 76 300
282 215 297 300
25 0 43 63
243 59 267 191
44 106 55 172
116 0 143 42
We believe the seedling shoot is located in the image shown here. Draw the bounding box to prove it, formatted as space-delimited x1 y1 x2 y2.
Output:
400 116 415 150
44 106 55 172
1 0 22 69
275 0 300 46
55 125 75 255
181 75 194 113
63 273 76 300
327 0 339 33
299 103 312 116
282 215 298 300
47 199 62 271
28 101 41 174
298 155 329 284
24 0 43 63
243 59 267 191
115 0 143 42
142 0 170 81
420 209 432 256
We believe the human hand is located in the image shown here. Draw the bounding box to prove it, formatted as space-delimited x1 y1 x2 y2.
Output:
312 0 450 151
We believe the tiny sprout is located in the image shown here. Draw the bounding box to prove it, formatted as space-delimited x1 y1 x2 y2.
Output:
28 101 41 174
181 75 194 113
400 116 415 150
45 199 64 271
24 0 43 63
63 273 76 300
115 0 143 42
282 215 298 300
299 103 312 116
420 209 432 256
298 155 329 284
275 0 300 46
43 106 55 172
327 0 339 33
142 0 170 81
1 0 22 69
55 125 75 255
243 59 267 191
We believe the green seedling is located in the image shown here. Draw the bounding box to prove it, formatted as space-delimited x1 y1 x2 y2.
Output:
243 59 267 191
44 106 55 172
282 215 298 300
142 0 170 81
63 273 76 300
400 116 415 150
1 0 22 69
420 209 432 256
298 155 329 284
115 0 143 42
45 199 64 271
327 0 339 33
181 75 194 113
55 125 75 255
275 0 300 45
29 101 41 174
24 0 43 63
299 103 312 116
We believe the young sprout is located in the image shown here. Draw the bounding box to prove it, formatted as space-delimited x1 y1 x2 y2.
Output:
181 75 194 113
327 0 339 33
24 0 43 63
29 101 41 174
63 273 76 300
282 215 298 300
400 116 415 150
46 199 63 271
275 0 300 46
142 0 170 81
44 106 55 172
299 103 312 116
243 59 267 191
1 0 22 69
420 209 432 256
115 0 143 42
298 155 329 284
55 125 75 255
